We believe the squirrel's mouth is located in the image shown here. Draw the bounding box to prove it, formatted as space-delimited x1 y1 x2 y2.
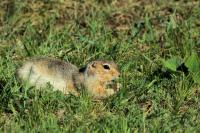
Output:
105 79 121 92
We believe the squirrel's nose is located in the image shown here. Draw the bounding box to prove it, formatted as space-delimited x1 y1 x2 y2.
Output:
118 73 120 77
116 74 120 79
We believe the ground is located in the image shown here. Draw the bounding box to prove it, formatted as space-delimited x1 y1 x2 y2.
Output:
0 0 200 132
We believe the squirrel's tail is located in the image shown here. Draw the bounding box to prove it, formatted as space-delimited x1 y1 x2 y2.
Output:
16 62 34 82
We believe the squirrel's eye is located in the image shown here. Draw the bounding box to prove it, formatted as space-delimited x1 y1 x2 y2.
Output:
103 64 110 70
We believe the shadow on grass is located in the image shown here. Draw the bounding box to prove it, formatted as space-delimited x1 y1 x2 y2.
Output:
149 63 189 81
0 79 11 112
0 79 6 94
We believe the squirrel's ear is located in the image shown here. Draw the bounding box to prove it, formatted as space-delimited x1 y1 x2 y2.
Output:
86 62 96 76
90 61 96 68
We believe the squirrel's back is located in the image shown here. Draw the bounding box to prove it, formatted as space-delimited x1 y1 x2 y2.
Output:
16 57 79 94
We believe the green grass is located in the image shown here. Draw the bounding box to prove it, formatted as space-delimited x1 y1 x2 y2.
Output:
0 0 200 132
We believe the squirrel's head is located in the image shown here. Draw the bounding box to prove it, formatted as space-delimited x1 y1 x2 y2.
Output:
85 60 120 82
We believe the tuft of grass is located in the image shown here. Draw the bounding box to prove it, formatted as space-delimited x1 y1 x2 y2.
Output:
0 0 200 132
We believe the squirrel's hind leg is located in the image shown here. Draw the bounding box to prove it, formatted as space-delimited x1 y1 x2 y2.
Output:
65 81 80 96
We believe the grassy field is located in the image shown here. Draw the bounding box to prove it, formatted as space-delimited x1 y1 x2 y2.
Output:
0 0 200 132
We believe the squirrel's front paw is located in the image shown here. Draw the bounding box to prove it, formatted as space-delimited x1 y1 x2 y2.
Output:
106 89 115 96
116 83 121 91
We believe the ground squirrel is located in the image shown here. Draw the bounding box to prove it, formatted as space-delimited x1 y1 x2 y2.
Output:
16 57 121 99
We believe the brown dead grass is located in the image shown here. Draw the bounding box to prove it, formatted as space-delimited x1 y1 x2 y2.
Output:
0 0 199 51
0 0 199 33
